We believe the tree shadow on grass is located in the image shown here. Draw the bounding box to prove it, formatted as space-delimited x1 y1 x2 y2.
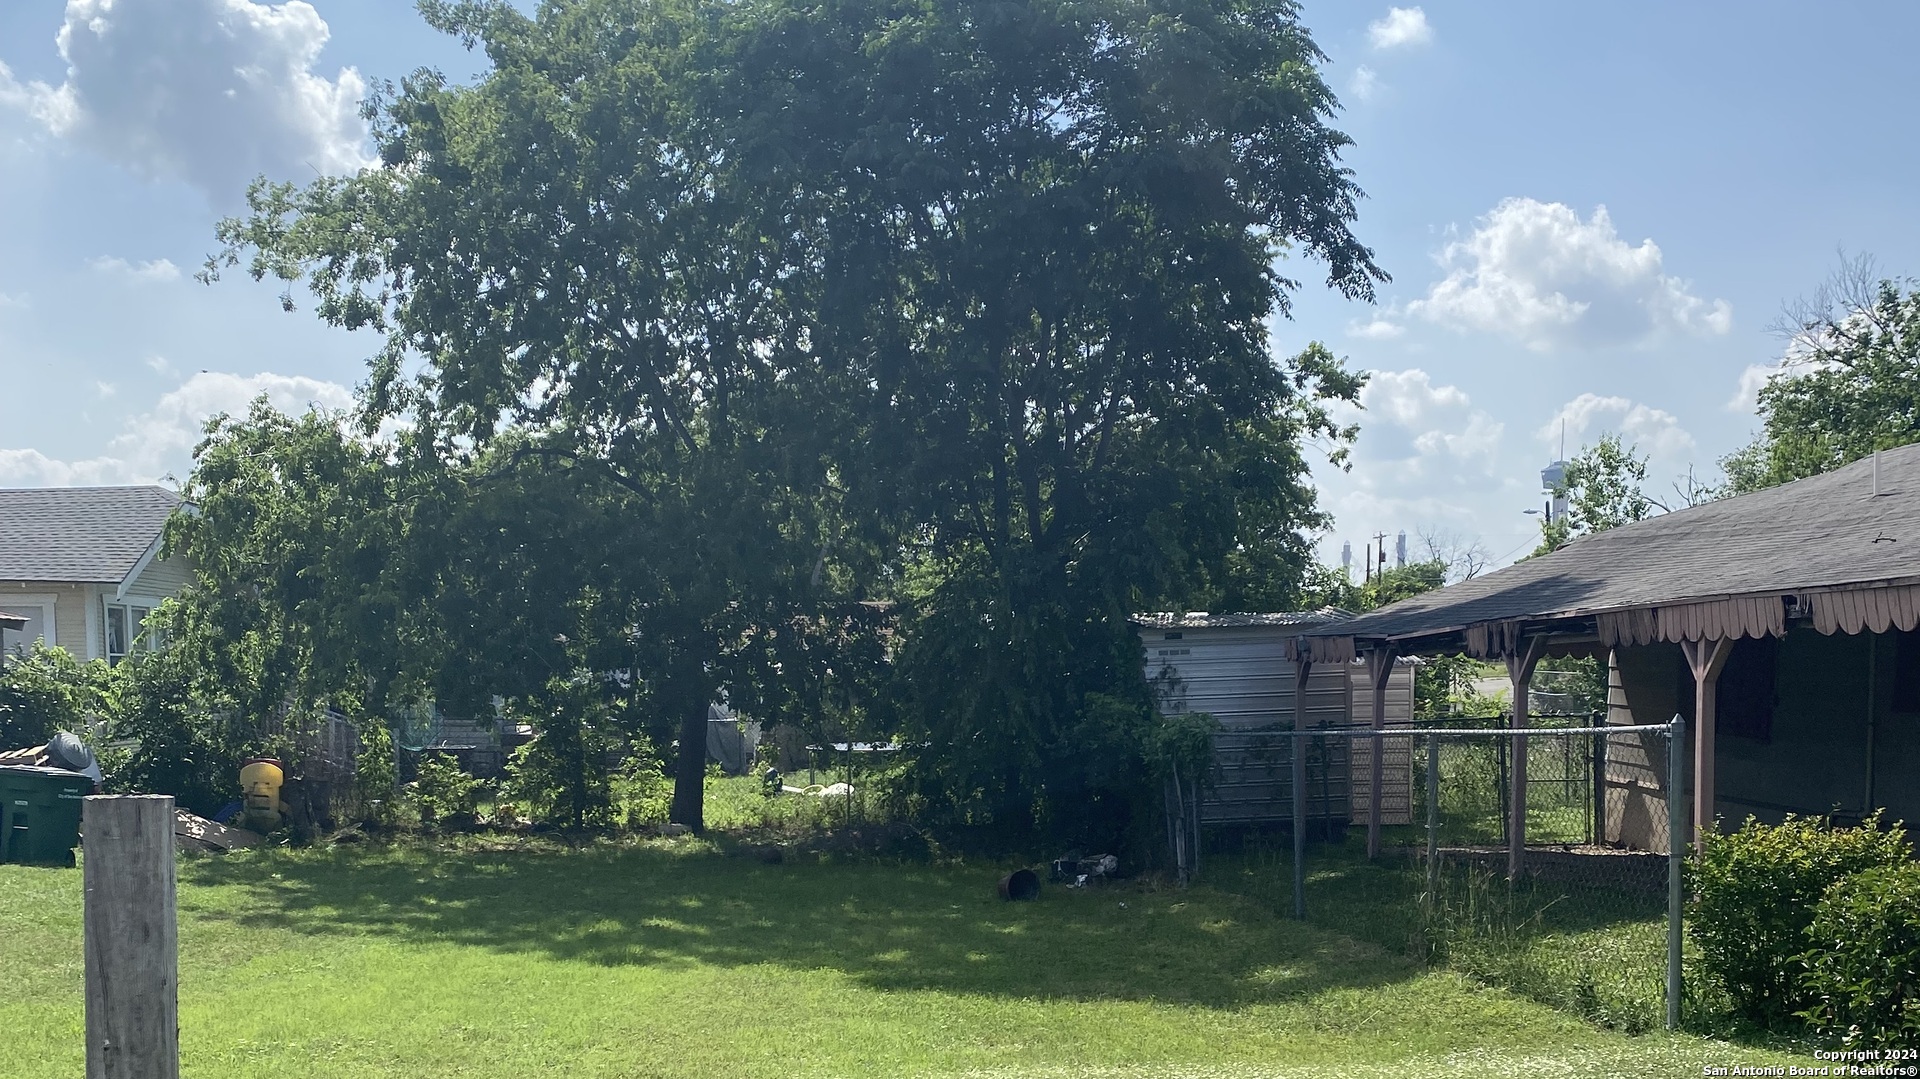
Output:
179 840 1423 1010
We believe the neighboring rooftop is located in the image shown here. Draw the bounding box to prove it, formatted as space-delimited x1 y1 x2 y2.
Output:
1309 442 1920 647
0 486 183 583
1134 609 1352 630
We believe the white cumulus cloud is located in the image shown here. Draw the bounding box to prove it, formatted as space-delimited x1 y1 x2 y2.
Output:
1406 198 1733 351
1728 364 1774 413
0 370 355 486
1349 65 1381 103
0 0 372 199
1726 356 1832 413
1368 7 1434 50
1320 368 1512 530
1363 370 1504 463
0 61 79 130
1348 314 1403 340
0 449 128 487
89 256 181 282
1540 392 1694 462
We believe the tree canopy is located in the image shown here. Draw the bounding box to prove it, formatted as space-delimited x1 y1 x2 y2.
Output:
1532 433 1657 555
202 0 1382 850
1724 262 1920 493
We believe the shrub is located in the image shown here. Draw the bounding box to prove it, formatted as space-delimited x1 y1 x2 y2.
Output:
1689 812 1910 1026
0 642 113 748
107 648 258 815
409 753 485 831
497 677 616 831
1799 863 1920 1043
353 723 399 826
612 755 672 830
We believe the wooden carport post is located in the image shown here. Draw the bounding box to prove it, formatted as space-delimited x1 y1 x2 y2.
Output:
1681 637 1735 855
1291 651 1312 920
1506 635 1547 879
1363 645 1396 861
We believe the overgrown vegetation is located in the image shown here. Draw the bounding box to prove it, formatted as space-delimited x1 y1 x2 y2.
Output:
1214 834 1685 1038
1688 813 1912 1030
0 642 112 749
1724 257 1920 492
408 754 486 833
1799 862 1920 1041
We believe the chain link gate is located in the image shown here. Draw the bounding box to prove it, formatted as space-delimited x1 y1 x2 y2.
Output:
1266 717 1688 1031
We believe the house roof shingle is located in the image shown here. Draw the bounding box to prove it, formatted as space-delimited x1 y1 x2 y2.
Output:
0 486 182 584
1310 443 1920 644
1133 609 1353 630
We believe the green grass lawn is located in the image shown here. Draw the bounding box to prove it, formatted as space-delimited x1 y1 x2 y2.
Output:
1210 833 1688 1033
0 833 1818 1078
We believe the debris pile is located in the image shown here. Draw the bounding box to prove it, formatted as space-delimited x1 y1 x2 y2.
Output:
1050 852 1120 888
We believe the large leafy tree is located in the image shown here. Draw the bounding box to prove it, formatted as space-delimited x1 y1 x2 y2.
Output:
1724 262 1920 493
207 0 1379 848
164 402 418 722
716 0 1383 847
206 0 870 830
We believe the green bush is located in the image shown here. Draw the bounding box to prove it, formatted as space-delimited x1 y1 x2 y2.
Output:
409 753 485 831
612 755 672 830
107 649 259 815
0 643 112 749
1799 863 1920 1042
1689 813 1910 1026
353 723 399 826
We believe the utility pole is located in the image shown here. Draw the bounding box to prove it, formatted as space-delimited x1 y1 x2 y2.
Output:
1372 532 1388 579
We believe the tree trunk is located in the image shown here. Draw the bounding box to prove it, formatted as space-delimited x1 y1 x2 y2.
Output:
670 695 707 831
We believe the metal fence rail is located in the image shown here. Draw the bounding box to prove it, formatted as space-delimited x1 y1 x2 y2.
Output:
1253 717 1688 1031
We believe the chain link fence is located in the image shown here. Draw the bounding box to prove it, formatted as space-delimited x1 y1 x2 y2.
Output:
1200 717 1690 1033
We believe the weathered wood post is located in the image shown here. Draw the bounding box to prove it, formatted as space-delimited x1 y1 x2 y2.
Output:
83 794 179 1079
1362 646 1396 860
1291 652 1312 920
1680 637 1734 854
1506 635 1546 879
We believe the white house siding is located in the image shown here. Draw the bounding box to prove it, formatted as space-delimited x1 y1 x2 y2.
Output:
0 581 94 657
126 554 193 599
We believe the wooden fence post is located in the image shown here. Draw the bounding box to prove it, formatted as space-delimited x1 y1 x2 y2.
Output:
83 794 179 1079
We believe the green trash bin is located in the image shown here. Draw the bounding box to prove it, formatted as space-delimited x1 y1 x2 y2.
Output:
0 765 91 866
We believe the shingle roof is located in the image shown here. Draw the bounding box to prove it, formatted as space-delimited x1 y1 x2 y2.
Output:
1134 609 1353 630
0 486 182 583
1310 443 1920 643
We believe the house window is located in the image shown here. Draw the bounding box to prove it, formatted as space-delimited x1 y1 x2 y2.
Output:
104 601 157 665
1717 635 1777 741
3 600 53 656
1892 630 1920 713
1674 636 1777 741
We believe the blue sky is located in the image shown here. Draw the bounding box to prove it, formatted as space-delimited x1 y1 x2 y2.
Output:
2 1 1917 572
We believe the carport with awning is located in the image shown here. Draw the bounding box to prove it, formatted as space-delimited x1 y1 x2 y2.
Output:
1293 444 1920 871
